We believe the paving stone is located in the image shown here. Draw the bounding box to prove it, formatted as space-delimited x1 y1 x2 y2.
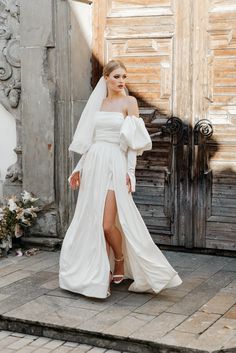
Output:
115 292 153 309
43 339 65 349
29 337 52 347
17 346 37 353
36 305 99 328
103 312 155 336
23 334 38 340
191 256 233 279
224 304 236 319
47 288 80 300
51 346 73 353
87 348 106 352
67 290 129 312
158 330 198 348
40 278 59 290
189 317 236 351
173 275 205 293
130 312 187 341
134 294 176 316
77 305 133 333
160 288 188 300
166 252 211 270
200 292 236 314
77 344 93 351
46 264 59 273
0 335 20 347
167 270 236 316
63 342 79 347
0 270 32 288
0 271 57 296
0 263 26 277
222 258 236 272
223 335 236 349
0 331 13 340
10 332 25 337
221 278 236 294
32 348 52 353
0 287 48 315
0 272 57 314
5 295 77 321
69 348 88 353
175 310 220 334
0 293 9 301
28 257 59 272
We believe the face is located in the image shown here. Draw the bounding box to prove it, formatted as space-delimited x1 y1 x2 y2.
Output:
105 68 127 93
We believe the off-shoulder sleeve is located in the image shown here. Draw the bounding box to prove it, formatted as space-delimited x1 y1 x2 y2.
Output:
120 115 152 156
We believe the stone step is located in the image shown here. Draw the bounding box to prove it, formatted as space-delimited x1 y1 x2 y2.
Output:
20 236 62 251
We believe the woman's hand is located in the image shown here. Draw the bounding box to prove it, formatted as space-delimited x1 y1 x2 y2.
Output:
126 174 131 193
69 171 81 190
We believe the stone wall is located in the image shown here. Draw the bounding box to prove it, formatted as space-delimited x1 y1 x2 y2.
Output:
2 0 92 244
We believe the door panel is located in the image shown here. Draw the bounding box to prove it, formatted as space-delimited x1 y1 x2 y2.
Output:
193 0 236 251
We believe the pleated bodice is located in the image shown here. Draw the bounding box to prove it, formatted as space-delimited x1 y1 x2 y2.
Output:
93 111 124 144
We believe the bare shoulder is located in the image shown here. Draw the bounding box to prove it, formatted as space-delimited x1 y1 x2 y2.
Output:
125 95 139 117
126 95 138 105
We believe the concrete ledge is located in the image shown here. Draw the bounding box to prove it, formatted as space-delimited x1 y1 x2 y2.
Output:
0 315 233 353
20 237 62 251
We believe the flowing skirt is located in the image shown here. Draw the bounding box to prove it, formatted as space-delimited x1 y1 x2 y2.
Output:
59 141 182 298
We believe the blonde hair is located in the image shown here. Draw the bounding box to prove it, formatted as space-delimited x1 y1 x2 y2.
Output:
103 60 127 77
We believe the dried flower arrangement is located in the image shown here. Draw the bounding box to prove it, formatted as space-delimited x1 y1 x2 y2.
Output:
0 191 41 254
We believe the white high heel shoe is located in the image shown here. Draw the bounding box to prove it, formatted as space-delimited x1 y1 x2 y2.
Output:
112 255 124 284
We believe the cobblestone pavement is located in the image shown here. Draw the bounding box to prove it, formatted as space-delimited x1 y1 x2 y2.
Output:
0 330 124 353
0 250 236 352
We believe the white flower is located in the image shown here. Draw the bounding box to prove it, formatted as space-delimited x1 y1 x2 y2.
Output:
0 208 4 221
8 199 18 212
21 190 38 203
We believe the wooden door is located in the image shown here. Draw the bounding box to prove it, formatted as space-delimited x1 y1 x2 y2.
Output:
92 0 236 252
192 0 236 251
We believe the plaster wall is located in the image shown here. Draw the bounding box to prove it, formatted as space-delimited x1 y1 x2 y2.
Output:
0 104 17 199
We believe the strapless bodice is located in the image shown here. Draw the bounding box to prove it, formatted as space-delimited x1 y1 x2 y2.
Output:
94 111 124 144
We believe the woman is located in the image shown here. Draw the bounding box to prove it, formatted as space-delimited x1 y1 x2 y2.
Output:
59 60 182 298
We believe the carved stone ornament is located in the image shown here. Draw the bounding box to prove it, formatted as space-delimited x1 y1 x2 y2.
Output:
1 0 22 192
0 0 21 110
5 145 22 182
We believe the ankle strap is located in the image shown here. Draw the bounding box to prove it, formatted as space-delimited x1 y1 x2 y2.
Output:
114 255 124 262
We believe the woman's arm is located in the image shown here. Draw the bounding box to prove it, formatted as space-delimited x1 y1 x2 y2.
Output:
68 153 87 189
127 96 139 117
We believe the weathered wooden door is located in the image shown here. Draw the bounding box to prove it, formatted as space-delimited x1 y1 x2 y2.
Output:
92 0 236 252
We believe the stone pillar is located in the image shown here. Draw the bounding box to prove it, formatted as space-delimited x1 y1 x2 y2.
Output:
3 0 92 248
19 0 60 248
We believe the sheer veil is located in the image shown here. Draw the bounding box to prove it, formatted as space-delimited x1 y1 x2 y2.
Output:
69 76 107 155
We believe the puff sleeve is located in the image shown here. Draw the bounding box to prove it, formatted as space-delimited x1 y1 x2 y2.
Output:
120 115 152 156
120 116 152 192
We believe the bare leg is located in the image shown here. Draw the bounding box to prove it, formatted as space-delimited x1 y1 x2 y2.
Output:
103 190 124 279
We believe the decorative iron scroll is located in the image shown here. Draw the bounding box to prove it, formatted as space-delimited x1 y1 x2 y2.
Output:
194 119 213 138
162 116 187 146
0 0 21 110
150 116 187 146
194 119 213 145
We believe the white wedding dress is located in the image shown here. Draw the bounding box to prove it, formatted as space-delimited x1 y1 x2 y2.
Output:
59 111 182 298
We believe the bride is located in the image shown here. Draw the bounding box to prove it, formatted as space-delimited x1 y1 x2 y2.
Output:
59 60 182 298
